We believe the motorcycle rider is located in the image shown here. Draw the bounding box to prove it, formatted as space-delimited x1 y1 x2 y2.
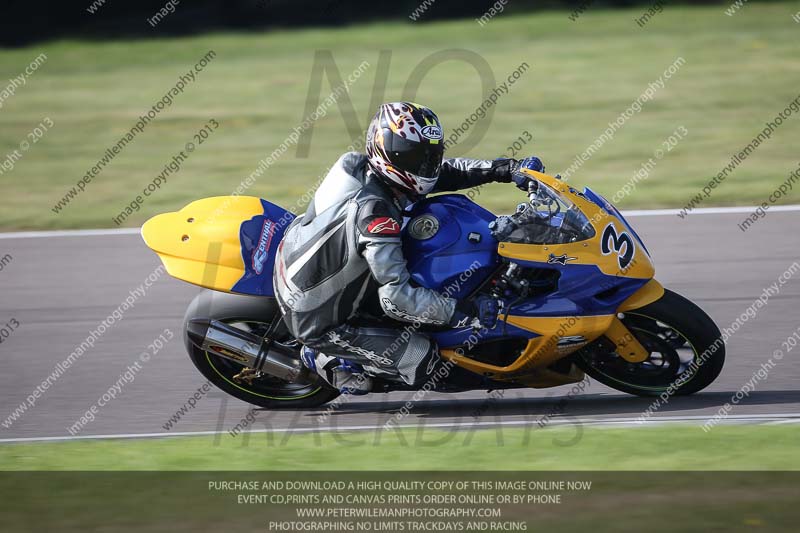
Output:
273 102 544 393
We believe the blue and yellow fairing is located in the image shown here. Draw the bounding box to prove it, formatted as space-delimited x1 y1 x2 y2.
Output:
141 196 294 296
405 171 663 386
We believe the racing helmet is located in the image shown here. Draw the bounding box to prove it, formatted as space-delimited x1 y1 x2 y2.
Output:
365 102 445 195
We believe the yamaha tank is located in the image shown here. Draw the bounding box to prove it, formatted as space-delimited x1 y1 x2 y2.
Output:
402 194 500 299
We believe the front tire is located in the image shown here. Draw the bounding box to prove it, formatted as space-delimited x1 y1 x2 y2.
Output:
574 289 725 397
184 290 340 409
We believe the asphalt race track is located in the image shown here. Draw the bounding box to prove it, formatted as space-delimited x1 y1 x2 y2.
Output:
1 208 799 442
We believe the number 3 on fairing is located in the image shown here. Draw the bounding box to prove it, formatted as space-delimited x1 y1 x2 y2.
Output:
601 224 635 270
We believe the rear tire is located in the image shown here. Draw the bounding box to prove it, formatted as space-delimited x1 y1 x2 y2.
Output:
574 289 725 397
184 290 340 409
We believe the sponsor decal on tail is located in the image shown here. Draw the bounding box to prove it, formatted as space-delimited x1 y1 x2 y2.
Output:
251 219 275 274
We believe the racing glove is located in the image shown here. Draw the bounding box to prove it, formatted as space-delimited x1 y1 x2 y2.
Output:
450 295 501 330
510 156 546 190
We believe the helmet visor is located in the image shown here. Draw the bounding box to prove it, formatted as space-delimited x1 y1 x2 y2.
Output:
384 132 444 179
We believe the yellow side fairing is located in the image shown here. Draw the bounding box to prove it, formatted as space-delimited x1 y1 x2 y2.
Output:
440 314 614 379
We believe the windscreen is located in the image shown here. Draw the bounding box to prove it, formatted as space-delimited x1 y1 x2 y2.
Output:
490 180 596 245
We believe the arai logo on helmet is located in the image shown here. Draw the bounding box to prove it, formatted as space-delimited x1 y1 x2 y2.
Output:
251 219 275 275
421 125 443 140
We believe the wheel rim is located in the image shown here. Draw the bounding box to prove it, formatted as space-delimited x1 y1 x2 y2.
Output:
578 312 700 393
205 320 322 401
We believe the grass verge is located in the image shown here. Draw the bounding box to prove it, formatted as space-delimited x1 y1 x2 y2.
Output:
2 424 799 470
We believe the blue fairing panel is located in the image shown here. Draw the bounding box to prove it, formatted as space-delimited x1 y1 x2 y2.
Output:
403 194 500 299
231 199 295 296
507 261 649 315
400 194 652 348
429 263 649 348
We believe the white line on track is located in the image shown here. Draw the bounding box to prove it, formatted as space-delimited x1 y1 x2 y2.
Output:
0 228 141 240
623 204 800 217
2 413 799 444
1 205 799 240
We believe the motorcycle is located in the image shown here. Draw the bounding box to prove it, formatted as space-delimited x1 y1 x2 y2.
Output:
141 169 725 408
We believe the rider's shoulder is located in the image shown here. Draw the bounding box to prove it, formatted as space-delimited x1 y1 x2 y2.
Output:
335 152 369 177
353 188 391 211
353 185 399 220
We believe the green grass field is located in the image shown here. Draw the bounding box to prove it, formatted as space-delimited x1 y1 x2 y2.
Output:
1 2 799 230
2 425 798 470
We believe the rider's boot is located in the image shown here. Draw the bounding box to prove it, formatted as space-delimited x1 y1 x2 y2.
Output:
301 346 372 395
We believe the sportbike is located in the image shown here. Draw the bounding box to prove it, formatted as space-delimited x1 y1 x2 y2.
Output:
141 169 725 408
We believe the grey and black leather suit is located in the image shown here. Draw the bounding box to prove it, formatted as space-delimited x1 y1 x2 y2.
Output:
273 152 515 386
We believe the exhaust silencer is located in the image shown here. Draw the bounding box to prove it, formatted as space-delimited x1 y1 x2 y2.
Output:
186 318 303 382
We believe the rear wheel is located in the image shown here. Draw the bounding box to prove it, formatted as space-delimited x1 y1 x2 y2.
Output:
184 290 339 409
574 289 725 396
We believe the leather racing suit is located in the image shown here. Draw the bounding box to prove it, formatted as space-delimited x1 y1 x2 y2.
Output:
273 152 515 386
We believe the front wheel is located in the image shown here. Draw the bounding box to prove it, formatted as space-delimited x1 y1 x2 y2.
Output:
573 289 725 397
184 290 340 409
